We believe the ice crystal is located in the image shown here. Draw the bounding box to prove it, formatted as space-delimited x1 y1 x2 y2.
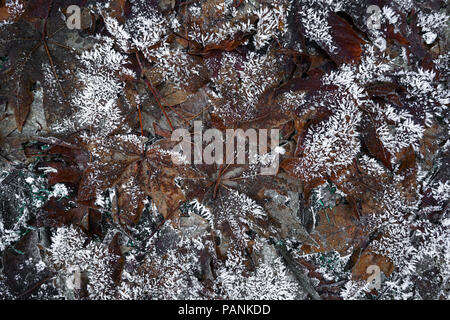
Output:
50 226 118 299
217 252 300 300
53 39 130 136
253 1 291 50
292 93 361 181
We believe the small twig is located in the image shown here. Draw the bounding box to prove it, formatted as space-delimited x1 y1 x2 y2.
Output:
135 52 174 131
16 274 56 299
47 40 77 52
143 78 174 131
275 242 322 300
213 163 225 199
179 0 199 7
137 104 144 137
0 153 11 163
168 104 190 125
43 42 66 99
186 105 211 121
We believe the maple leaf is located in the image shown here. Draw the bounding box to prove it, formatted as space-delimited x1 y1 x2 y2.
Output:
77 134 202 225
174 129 307 261
0 1 84 131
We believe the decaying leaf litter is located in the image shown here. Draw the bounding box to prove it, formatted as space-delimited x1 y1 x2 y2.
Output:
0 0 449 300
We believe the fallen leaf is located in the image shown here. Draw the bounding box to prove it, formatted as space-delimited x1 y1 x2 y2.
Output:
360 117 393 171
327 13 365 65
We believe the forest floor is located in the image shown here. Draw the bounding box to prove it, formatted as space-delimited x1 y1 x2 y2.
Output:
0 0 449 300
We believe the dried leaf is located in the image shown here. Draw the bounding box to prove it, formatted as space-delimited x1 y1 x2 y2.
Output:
108 233 124 285
44 162 82 185
10 74 33 132
301 204 367 255
351 250 394 281
326 13 365 65
360 117 392 171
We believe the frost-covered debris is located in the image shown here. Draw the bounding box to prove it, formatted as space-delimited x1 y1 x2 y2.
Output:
276 91 307 114
0 0 449 301
217 252 300 299
50 226 118 299
398 67 449 120
298 4 337 54
119 223 209 300
210 51 284 123
186 5 255 48
288 92 362 181
103 2 169 54
253 1 291 49
181 0 291 50
0 165 50 252
152 43 204 90
418 10 448 44
4 0 25 20
185 199 214 227
52 38 131 136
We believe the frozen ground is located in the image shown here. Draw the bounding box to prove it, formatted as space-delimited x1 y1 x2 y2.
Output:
0 0 449 300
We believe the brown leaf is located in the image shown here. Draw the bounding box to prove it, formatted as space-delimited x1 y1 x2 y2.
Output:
76 136 198 226
10 75 33 132
3 230 54 296
0 5 10 21
327 13 365 65
34 198 63 227
43 162 82 185
351 250 395 281
301 204 367 255
396 146 417 200
397 146 416 177
104 0 128 22
0 0 26 21
141 163 186 220
280 157 302 178
86 208 102 237
280 157 327 201
36 198 102 237
1 8 80 131
386 24 409 46
78 160 133 202
153 122 172 138
159 83 192 107
302 177 328 202
117 177 146 225
188 37 249 55
360 118 392 171
108 233 124 285
347 195 362 220
0 10 8 21
365 82 405 107
275 77 324 97
23 0 52 20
